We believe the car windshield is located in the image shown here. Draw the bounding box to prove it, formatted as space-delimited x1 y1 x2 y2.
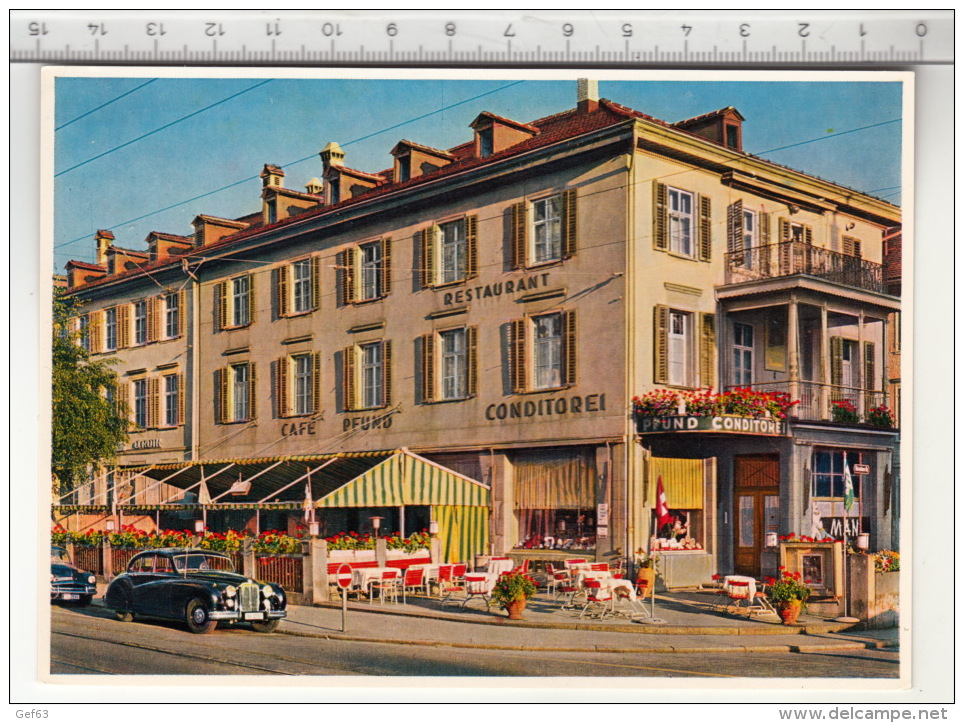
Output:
172 553 235 573
51 547 70 563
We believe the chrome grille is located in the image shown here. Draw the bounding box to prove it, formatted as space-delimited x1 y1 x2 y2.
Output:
239 583 260 612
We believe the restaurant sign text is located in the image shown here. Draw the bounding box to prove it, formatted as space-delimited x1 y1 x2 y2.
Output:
636 415 788 436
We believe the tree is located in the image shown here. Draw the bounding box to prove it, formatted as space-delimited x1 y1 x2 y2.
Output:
51 290 128 497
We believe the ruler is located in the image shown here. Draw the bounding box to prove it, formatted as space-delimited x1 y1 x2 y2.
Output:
10 9 954 66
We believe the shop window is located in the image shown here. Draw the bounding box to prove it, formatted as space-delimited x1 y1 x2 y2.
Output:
649 458 707 551
652 509 705 551
811 449 863 499
515 509 597 551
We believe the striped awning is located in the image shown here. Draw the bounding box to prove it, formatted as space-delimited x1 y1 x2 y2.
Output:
647 457 705 509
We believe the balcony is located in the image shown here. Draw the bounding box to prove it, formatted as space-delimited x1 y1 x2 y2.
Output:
725 242 886 295
725 381 888 424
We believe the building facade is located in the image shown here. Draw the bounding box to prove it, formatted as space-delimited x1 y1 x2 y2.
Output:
59 80 902 585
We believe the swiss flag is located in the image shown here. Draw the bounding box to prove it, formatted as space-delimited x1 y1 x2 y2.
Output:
656 476 672 528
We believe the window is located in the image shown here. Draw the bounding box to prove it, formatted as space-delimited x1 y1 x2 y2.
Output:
105 308 117 351
732 322 754 386
654 183 712 261
163 374 182 427
359 242 382 300
742 209 757 267
652 509 705 551
510 191 577 269
292 260 313 313
164 293 180 339
133 301 148 345
478 127 493 157
420 327 477 403
293 355 313 416
668 188 694 256
419 218 477 288
339 239 392 304
232 276 250 327
216 362 257 423
779 218 812 246
811 449 864 499
397 155 411 182
667 310 692 387
654 306 715 388
275 258 319 317
842 235 863 258
233 364 250 421
133 379 148 429
273 353 319 418
216 275 254 330
725 123 740 149
78 315 90 351
532 196 562 263
508 311 576 393
342 341 392 411
440 329 468 400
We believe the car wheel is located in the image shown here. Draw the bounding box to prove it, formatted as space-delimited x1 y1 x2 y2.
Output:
113 591 134 622
250 619 280 634
185 598 217 634
77 595 93 607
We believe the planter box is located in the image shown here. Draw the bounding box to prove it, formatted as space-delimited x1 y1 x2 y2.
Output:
870 570 899 629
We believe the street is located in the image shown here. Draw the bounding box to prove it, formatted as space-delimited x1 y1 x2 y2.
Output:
50 604 899 678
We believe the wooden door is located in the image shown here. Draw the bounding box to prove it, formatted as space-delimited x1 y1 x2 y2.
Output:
733 454 780 577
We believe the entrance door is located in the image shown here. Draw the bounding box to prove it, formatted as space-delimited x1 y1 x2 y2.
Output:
733 454 780 577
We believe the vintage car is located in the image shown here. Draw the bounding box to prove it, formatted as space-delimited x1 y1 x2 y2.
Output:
104 548 287 634
51 545 97 605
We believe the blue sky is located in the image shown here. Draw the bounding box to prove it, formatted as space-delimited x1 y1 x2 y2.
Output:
53 75 903 270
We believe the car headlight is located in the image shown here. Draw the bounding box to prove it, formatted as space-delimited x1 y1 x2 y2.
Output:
224 585 237 598
224 598 235 609
261 585 273 597
87 575 96 584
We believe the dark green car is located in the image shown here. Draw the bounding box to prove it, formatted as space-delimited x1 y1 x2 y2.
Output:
51 545 96 606
104 548 287 634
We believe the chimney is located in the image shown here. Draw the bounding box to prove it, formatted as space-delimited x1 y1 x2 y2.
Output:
577 78 599 114
260 164 285 188
305 178 324 195
320 142 345 171
95 229 115 265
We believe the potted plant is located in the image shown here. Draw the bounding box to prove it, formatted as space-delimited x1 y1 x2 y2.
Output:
634 548 658 593
489 572 538 619
766 567 812 625
866 405 895 429
831 399 860 424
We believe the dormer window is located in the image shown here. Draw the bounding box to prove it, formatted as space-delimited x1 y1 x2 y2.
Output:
470 112 538 158
479 127 494 158
725 124 741 150
397 154 411 182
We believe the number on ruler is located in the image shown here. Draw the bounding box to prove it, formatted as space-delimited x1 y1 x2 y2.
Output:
798 23 810 37
88 23 106 36
205 22 224 37
146 22 166 36
266 22 281 36
562 23 574 37
445 22 456 36
321 22 341 36
681 24 692 37
859 23 867 37
28 21 48 36
740 23 750 37
504 24 515 37
622 23 632 37
386 23 397 36
916 23 927 37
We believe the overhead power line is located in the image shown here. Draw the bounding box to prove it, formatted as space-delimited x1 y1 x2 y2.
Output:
55 78 158 131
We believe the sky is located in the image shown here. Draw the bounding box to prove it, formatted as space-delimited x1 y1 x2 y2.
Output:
52 73 904 271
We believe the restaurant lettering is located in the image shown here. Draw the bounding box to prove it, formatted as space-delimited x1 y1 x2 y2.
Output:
822 517 869 539
636 415 787 436
485 393 606 421
130 439 160 450
282 420 318 436
443 272 551 306
342 414 393 432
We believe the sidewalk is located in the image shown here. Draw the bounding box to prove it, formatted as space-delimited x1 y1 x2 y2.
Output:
278 589 900 655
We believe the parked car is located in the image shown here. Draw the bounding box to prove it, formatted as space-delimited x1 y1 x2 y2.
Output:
104 548 287 634
51 545 97 606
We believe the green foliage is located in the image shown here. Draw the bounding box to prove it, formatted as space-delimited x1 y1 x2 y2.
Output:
51 291 128 495
766 568 812 604
831 399 860 424
489 572 538 606
872 549 900 572
866 405 895 428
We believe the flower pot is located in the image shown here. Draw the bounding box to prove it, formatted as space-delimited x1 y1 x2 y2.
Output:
505 598 527 620
775 599 803 625
635 568 656 595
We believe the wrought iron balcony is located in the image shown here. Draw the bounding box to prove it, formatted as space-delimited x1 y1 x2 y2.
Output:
724 242 886 295
724 381 888 424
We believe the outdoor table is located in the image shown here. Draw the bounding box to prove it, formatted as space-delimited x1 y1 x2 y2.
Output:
573 568 613 587
461 572 499 610
486 558 514 575
352 566 394 592
723 575 757 599
409 563 440 595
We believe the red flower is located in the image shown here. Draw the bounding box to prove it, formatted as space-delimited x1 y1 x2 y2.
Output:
765 576 776 585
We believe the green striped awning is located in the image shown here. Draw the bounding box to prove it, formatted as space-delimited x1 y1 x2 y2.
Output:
316 451 489 508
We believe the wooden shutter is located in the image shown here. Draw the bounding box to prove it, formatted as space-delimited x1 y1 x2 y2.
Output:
215 282 227 331
863 342 876 391
465 215 478 279
562 310 577 386
759 212 772 274
467 326 479 397
561 188 578 258
89 312 103 354
117 305 130 349
176 372 185 426
311 353 321 413
342 347 356 411
727 200 744 258
421 333 436 403
698 194 712 261
117 382 130 423
804 225 813 245
310 256 321 311
700 313 716 389
510 202 527 269
653 182 669 251
148 377 160 429
275 266 289 318
214 368 227 424
338 249 355 305
843 235 862 258
509 318 527 394
147 297 159 343
654 305 670 384
382 340 393 406
248 363 257 421
177 290 186 337
419 226 435 288
777 219 792 273
829 337 843 387
779 218 791 242
274 358 289 418
381 237 392 296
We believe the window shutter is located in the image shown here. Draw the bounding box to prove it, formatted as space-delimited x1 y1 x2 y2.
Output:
843 236 862 258
654 305 669 384
562 188 578 258
562 310 577 386
118 305 130 348
117 382 130 422
421 333 436 403
759 213 772 274
382 340 393 406
467 326 479 397
214 369 226 424
727 200 744 257
215 282 227 331
779 218 790 242
245 275 255 325
339 249 355 305
342 347 355 412
275 266 289 318
804 225 813 245
653 182 669 251
148 377 160 429
863 342 876 391
177 290 186 337
465 215 478 279
311 353 321 413
509 318 527 394
89 312 103 354
381 237 392 296
420 226 435 288
698 194 712 261
248 363 257 421
147 297 159 343
509 202 527 269
274 358 289 418
829 337 843 388
177 372 186 426
700 313 716 389
310 256 321 311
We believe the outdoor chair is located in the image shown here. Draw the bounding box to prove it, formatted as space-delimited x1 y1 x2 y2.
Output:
438 565 468 605
400 567 425 604
716 578 774 616
460 573 493 611
612 586 648 621
578 579 614 619
511 558 530 575
368 569 400 605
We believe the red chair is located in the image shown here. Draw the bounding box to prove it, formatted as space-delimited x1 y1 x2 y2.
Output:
400 567 424 604
579 579 614 619
511 558 530 575
439 564 467 604
368 569 399 605
589 563 609 573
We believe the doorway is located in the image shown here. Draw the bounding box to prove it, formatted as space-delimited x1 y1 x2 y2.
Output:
733 454 780 577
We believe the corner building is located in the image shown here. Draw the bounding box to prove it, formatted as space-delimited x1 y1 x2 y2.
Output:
61 81 902 585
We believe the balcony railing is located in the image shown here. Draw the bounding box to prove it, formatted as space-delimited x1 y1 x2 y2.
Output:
725 381 887 423
724 242 886 294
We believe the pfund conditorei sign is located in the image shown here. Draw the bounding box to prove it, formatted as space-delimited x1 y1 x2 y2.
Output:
636 415 788 436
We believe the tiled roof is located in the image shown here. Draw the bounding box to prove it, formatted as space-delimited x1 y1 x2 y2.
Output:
66 260 107 271
96 229 115 239
470 111 540 133
149 231 192 243
329 165 388 183
391 139 455 159
109 245 149 257
673 106 746 126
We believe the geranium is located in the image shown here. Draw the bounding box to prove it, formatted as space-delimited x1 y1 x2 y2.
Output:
872 549 900 573
768 568 812 604
866 405 895 429
632 390 681 417
489 572 538 607
831 399 860 424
